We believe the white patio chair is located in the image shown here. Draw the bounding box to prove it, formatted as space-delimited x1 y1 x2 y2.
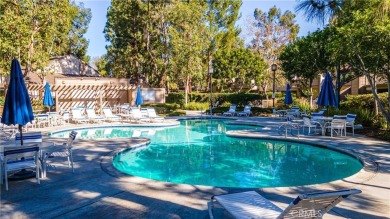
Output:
102 107 121 122
326 116 347 137
1 145 40 191
35 114 50 128
15 132 43 145
146 108 165 122
237 105 252 117
291 106 300 112
130 107 150 123
61 111 70 124
86 108 104 123
223 104 237 116
43 131 77 177
271 107 282 119
302 116 321 135
346 113 357 136
70 108 89 124
208 189 361 219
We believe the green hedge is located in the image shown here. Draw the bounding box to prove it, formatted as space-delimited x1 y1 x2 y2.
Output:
340 93 388 112
205 106 272 116
166 92 284 107
331 93 389 128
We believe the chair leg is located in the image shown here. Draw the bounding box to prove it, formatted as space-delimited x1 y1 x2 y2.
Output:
5 168 8 191
69 151 74 173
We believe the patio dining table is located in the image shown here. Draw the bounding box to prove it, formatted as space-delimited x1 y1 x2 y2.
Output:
1 141 55 179
312 116 333 135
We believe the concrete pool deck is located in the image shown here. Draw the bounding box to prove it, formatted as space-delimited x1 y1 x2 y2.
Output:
1 116 389 218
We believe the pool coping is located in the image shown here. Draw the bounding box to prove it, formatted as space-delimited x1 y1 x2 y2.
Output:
99 121 377 190
2 116 388 218
47 121 181 136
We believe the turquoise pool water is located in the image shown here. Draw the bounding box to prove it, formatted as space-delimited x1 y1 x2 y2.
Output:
50 119 363 188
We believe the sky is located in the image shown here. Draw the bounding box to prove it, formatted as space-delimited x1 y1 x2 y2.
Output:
79 0 322 60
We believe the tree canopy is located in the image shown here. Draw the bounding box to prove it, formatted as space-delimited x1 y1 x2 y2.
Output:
0 0 91 79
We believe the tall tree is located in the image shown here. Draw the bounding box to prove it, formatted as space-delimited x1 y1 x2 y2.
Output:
67 2 92 63
0 0 91 80
280 28 334 108
213 48 266 92
104 0 147 80
248 6 300 98
297 0 390 125
168 1 209 105
333 0 390 125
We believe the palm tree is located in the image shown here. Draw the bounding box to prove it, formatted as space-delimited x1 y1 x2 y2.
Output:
296 0 389 25
295 0 342 25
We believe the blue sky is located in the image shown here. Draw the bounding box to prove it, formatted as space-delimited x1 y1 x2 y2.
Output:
79 0 322 59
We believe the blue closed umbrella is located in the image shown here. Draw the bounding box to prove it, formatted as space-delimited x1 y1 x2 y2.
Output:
317 72 337 107
135 86 143 107
43 82 54 113
1 59 34 145
284 83 293 105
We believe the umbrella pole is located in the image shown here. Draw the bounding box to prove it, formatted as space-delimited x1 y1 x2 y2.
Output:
19 124 23 145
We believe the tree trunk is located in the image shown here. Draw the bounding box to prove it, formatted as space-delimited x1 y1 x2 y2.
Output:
309 81 313 109
336 63 341 108
185 75 190 105
357 54 390 125
387 69 390 129
373 75 379 115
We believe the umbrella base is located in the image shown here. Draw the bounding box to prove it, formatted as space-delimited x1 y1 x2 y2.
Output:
8 170 36 180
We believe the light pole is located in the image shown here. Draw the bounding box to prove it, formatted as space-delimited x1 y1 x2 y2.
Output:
209 60 213 116
271 63 277 108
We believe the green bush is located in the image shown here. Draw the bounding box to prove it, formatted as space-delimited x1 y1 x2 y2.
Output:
183 102 209 110
205 106 272 116
0 96 5 106
340 93 388 112
168 110 186 116
143 103 180 114
323 106 385 128
168 91 282 108
166 92 185 106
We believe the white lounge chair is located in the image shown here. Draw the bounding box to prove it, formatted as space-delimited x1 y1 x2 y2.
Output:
146 108 165 121
208 189 361 219
223 104 237 116
102 107 121 122
237 105 252 117
86 108 104 123
130 107 150 123
70 108 89 124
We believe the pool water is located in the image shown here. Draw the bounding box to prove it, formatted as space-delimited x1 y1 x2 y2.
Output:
50 119 363 188
112 119 362 188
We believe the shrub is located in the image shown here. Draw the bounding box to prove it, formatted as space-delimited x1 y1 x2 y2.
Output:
166 92 184 106
339 93 388 129
340 93 388 112
183 102 209 110
168 110 186 116
167 91 282 108
0 96 5 106
143 103 180 114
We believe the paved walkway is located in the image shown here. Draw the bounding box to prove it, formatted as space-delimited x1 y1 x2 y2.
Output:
1 116 389 219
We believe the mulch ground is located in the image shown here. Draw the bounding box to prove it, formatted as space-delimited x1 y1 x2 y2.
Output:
355 128 390 142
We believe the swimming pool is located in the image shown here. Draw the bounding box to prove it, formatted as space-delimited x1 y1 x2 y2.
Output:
51 119 363 188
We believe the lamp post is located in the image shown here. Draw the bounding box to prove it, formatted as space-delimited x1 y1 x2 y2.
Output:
271 63 277 108
209 60 213 116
